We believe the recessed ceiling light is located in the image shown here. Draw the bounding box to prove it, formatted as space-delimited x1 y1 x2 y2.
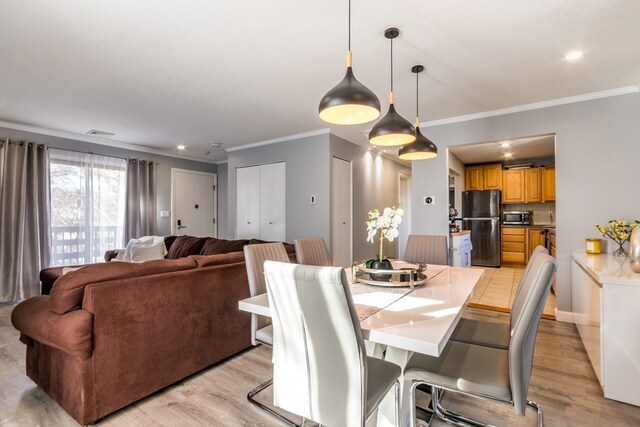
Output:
504 153 513 158
565 51 583 61
177 144 186 150
500 141 511 148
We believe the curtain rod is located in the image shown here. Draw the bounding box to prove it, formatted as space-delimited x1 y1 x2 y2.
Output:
47 146 159 165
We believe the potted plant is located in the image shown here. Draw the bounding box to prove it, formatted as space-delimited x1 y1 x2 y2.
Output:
366 205 403 280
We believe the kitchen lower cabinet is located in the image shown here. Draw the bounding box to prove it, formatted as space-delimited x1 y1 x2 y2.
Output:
527 227 545 260
502 227 526 263
571 252 640 406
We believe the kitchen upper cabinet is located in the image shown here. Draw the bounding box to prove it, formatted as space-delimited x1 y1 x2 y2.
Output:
543 167 556 202
465 163 502 191
483 163 502 190
465 165 483 191
525 168 542 203
502 169 525 203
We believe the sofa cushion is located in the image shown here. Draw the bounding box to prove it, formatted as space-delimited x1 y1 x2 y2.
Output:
190 251 246 268
166 236 209 259
200 238 250 255
11 296 93 359
130 241 166 262
49 258 197 315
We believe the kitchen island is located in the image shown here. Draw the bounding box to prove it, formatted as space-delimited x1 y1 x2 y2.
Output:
571 251 640 406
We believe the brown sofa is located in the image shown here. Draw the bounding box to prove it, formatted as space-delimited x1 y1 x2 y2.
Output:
12 239 295 425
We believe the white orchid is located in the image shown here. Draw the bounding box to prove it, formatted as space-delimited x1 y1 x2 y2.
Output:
366 205 404 260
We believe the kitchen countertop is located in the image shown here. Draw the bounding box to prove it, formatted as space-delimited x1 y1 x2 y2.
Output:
449 230 470 236
572 251 640 287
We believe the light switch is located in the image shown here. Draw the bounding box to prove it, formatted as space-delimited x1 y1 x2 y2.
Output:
160 210 170 218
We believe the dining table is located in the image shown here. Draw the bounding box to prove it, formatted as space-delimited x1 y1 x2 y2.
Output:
238 262 484 427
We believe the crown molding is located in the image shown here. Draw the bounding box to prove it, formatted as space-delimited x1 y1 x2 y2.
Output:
0 120 220 164
421 85 639 128
225 128 330 152
216 160 228 165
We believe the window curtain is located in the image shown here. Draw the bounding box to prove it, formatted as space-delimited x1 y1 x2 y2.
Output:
124 159 157 242
49 149 127 266
0 138 51 302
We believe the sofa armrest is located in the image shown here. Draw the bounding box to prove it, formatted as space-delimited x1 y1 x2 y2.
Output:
11 296 93 360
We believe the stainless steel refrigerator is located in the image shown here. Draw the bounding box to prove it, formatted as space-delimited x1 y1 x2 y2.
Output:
462 190 501 267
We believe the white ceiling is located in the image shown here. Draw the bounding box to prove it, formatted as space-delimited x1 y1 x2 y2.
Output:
1 1 638 163
449 134 556 164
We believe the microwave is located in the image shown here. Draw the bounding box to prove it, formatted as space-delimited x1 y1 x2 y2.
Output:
502 211 531 225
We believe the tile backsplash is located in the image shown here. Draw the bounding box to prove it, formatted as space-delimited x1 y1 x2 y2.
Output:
503 203 556 225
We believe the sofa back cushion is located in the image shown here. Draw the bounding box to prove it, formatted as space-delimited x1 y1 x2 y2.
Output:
200 238 250 255
49 258 197 314
166 236 209 259
190 251 246 268
250 238 296 255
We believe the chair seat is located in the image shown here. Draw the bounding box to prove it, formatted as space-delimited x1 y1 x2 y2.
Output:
404 340 512 403
256 325 273 345
450 317 511 349
365 356 401 419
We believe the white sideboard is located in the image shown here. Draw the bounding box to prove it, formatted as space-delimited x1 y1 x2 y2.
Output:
571 251 640 406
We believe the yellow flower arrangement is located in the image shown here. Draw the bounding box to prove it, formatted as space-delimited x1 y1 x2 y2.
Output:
595 219 640 255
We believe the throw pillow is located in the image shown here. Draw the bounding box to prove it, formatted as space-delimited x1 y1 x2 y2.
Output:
130 241 166 262
166 236 209 259
123 236 154 261
200 238 250 255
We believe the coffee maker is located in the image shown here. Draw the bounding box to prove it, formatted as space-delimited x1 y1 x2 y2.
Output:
449 207 460 233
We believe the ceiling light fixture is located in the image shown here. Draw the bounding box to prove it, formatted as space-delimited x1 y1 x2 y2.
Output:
504 152 513 158
177 144 186 150
399 65 438 160
500 141 511 148
565 51 583 61
369 28 416 146
318 0 380 125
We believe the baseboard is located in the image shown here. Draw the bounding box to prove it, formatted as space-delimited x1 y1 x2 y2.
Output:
554 309 573 323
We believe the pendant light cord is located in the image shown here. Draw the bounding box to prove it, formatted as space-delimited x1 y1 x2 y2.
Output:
390 37 394 93
348 0 351 51
416 71 419 119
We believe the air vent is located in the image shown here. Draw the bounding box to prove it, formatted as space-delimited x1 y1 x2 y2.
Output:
86 129 115 137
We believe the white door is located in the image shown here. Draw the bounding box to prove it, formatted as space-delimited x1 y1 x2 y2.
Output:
331 157 352 267
259 162 286 242
398 174 412 259
236 166 261 239
171 169 217 237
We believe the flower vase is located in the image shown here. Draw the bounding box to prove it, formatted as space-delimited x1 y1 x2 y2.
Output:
613 241 627 257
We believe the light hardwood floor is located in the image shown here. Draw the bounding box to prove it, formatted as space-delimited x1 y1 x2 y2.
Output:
468 266 557 318
2 304 639 426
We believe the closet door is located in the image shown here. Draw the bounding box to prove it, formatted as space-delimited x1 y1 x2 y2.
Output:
259 162 286 242
236 166 261 239
331 157 352 267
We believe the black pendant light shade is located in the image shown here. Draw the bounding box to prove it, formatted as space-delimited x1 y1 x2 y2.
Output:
398 65 438 160
399 127 438 160
319 66 381 125
369 28 415 147
318 0 380 125
369 102 416 146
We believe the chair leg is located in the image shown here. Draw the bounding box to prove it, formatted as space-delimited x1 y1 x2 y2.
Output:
527 400 543 427
431 386 492 427
394 380 400 427
247 378 300 427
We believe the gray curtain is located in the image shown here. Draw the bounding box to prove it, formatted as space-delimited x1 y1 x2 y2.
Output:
124 159 157 241
0 138 51 302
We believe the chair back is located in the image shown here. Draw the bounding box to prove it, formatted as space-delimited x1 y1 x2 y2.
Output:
509 245 548 333
244 243 290 344
508 253 556 416
294 237 332 266
404 235 449 265
264 261 367 426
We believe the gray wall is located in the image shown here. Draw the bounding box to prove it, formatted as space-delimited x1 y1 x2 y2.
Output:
227 133 331 244
330 135 412 261
411 92 640 313
216 162 229 238
1 127 218 236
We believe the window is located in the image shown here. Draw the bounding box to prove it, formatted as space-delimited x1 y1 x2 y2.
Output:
49 149 127 266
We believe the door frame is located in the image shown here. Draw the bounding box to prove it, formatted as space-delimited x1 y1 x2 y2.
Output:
171 168 217 237
397 173 412 260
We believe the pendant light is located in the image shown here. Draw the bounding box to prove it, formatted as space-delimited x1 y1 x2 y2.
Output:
318 0 380 125
369 28 416 147
399 65 438 160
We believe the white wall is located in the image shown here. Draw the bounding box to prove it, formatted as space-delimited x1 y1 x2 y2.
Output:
411 92 640 313
447 152 464 212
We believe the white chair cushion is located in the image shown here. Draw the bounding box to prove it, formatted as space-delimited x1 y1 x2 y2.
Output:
365 356 401 419
450 317 511 349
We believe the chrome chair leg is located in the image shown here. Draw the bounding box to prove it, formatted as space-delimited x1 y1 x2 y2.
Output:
431 386 492 427
527 400 543 427
247 378 299 427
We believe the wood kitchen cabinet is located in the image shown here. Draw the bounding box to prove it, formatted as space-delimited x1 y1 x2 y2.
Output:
465 163 502 191
542 166 556 202
525 168 542 203
502 227 527 263
527 227 545 260
502 169 525 203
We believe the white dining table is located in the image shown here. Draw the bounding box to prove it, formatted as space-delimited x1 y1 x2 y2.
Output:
238 264 484 427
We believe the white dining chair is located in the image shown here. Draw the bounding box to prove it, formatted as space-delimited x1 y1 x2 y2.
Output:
404 235 449 265
294 237 332 266
264 261 402 426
